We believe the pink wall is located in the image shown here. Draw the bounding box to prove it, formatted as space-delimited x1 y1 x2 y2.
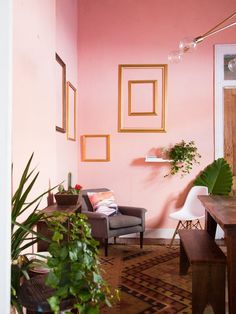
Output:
77 0 236 236
56 0 79 186
13 0 57 203
13 0 79 205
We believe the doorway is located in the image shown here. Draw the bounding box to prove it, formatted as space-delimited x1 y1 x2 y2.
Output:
215 45 236 181
224 88 236 194
214 45 236 237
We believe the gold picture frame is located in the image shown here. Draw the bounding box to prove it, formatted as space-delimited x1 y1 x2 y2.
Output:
55 53 66 133
128 80 157 116
81 134 110 162
66 81 76 141
118 64 167 133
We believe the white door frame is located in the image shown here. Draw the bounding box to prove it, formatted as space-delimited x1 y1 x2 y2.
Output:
0 1 12 312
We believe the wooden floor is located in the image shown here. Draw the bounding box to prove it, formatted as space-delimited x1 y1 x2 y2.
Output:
113 237 225 246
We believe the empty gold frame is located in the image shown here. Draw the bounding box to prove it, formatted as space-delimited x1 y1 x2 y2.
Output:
66 82 76 141
128 80 158 116
81 135 110 162
118 64 167 132
55 53 66 133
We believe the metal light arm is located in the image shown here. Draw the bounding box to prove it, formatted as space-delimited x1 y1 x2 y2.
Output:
168 11 236 64
194 11 236 44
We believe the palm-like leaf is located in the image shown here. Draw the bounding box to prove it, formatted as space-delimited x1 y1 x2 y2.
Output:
193 158 233 195
11 153 57 311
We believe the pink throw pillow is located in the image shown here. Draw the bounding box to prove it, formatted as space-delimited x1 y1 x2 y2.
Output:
87 191 118 216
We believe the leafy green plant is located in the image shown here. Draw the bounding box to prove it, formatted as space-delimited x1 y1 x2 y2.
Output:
165 140 201 177
45 211 118 314
11 154 53 313
193 157 233 195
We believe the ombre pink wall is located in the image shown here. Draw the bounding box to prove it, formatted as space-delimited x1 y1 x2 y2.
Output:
77 0 236 236
11 0 236 237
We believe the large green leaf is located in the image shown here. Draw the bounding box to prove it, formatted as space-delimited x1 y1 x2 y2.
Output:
193 158 233 195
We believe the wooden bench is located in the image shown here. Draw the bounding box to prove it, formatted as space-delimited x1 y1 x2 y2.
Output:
179 230 226 314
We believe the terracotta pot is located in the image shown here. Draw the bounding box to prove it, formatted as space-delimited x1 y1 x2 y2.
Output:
11 306 16 314
55 193 79 206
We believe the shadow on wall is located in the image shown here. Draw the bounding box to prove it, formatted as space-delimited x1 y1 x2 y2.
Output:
146 181 194 229
130 157 173 183
147 194 176 228
130 156 195 228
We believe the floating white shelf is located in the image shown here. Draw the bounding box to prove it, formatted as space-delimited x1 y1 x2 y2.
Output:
145 156 173 163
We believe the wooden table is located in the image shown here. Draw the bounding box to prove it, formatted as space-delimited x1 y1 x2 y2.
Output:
37 203 81 251
198 195 236 314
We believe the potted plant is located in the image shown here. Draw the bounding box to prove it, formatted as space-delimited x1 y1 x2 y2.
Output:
11 156 116 314
44 211 118 314
11 154 53 313
164 140 201 177
55 173 82 206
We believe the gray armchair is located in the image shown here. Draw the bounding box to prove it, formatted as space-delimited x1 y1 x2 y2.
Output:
81 188 147 256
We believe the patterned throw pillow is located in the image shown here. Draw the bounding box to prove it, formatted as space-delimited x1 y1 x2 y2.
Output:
87 191 118 216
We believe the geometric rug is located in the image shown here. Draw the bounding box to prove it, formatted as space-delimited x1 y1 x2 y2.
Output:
100 244 193 314
99 244 227 314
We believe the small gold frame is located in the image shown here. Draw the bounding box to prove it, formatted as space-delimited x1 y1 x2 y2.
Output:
118 64 167 133
81 134 110 162
128 80 157 116
66 81 76 141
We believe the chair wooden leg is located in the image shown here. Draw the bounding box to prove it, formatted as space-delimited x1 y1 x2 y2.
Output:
196 219 203 230
140 232 144 248
114 236 116 244
169 220 182 248
104 238 108 256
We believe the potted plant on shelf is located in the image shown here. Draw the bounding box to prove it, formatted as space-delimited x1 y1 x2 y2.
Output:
164 140 201 177
44 211 118 314
11 154 53 313
54 172 82 206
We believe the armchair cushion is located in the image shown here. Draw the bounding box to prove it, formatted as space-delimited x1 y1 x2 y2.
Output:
109 215 142 229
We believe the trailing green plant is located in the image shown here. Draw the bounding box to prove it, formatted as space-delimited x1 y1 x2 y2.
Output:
193 157 233 195
165 140 201 177
11 153 54 313
45 211 118 314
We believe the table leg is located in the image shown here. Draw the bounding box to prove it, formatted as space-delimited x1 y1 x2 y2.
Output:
205 211 217 238
225 230 236 314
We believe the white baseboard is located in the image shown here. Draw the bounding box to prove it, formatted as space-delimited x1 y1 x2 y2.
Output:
121 226 224 239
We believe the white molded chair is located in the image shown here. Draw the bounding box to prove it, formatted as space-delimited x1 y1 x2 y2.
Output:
169 186 208 247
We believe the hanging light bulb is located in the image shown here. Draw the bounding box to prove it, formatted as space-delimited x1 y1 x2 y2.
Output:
168 50 183 63
228 57 236 72
168 11 236 66
179 37 197 53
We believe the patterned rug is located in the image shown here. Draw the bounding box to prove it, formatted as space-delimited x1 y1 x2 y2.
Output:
100 244 218 314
